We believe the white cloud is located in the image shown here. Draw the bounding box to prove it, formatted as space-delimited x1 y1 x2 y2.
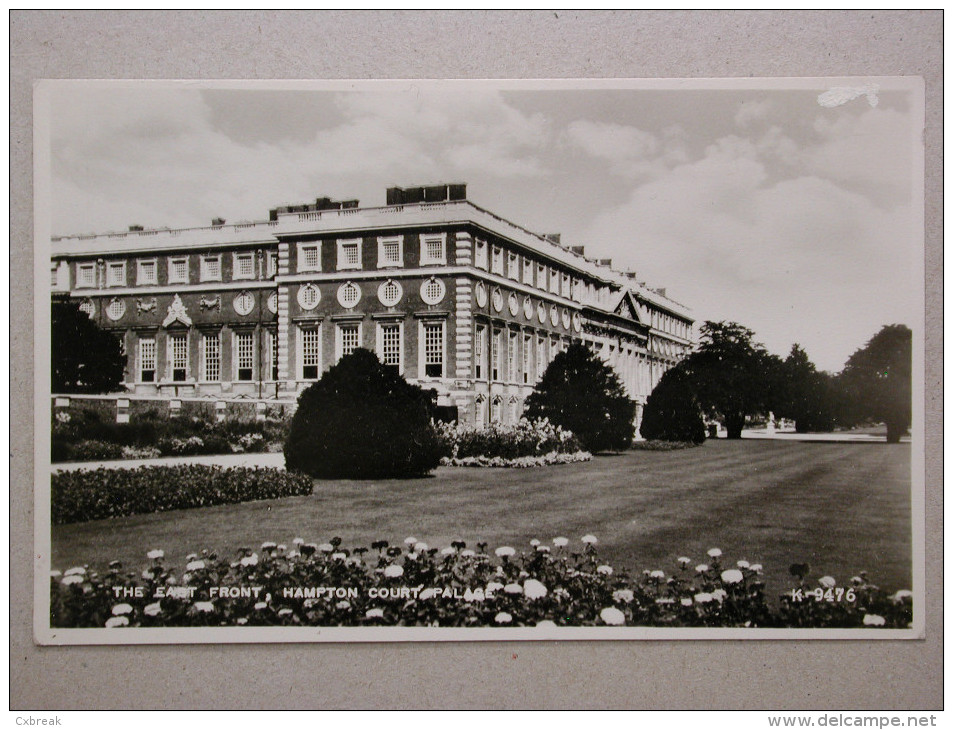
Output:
734 99 773 128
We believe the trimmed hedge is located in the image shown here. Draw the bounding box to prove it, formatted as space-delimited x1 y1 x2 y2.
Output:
51 465 313 524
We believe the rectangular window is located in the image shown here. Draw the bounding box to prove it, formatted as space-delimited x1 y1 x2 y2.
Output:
298 243 321 272
337 323 360 360
537 263 547 290
474 325 486 380
549 267 560 295
490 397 501 423
562 273 571 298
508 330 518 382
474 239 488 269
168 333 188 382
378 322 402 374
266 251 278 278
168 257 189 284
536 336 547 380
270 330 279 380
202 332 221 382
523 334 532 384
300 327 320 380
491 246 504 275
200 255 222 282
106 261 126 287
50 265 59 288
77 263 96 288
423 321 444 378
137 259 157 286
507 252 519 280
420 233 447 266
235 332 254 381
337 239 362 270
233 252 255 280
523 258 534 286
551 335 560 361
377 236 404 268
475 397 486 424
491 329 501 381
139 337 156 382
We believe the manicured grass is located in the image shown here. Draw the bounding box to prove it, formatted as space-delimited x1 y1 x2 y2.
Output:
50 440 913 601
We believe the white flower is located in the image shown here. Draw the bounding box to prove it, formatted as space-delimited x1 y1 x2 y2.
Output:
677 556 692 566
236 618 248 625
680 597 693 607
147 549 164 560
64 566 86 577
419 588 436 600
711 589 727 602
318 543 334 553
650 570 665 579
892 590 913 602
193 601 214 613
694 592 713 603
105 616 129 628
461 549 476 557
494 612 513 624
415 542 429 552
695 564 709 573
240 553 259 567
599 607 625 625
863 614 886 626
486 581 504 594
750 564 763 573
141 569 154 580
331 552 347 561
536 545 551 553
720 569 744 584
111 603 133 616
503 583 523 595
366 608 385 619
523 579 548 600
819 576 836 588
254 601 268 610
49 570 62 578
530 539 540 547
185 560 206 571
336 601 350 610
404 536 418 546
441 547 455 556
143 602 161 616
261 541 277 550
736 560 750 569
655 597 675 605
581 534 598 545
277 608 293 616
707 548 722 558
287 550 299 559
277 545 287 552
535 620 556 627
608 591 634 607
553 537 569 547
185 553 198 561
405 551 419 561
597 565 613 576
61 575 84 586
495 546 516 557
292 537 304 545
383 564 404 578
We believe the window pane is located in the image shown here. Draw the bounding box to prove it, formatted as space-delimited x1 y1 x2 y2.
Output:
380 324 400 370
424 322 443 377
339 324 359 358
140 337 156 382
301 328 320 379
236 332 254 381
203 333 220 381
170 334 188 382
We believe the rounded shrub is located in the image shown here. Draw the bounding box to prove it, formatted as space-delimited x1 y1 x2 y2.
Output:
284 348 445 479
639 363 706 444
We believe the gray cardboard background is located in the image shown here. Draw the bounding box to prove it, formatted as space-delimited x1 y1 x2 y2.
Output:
10 10 942 710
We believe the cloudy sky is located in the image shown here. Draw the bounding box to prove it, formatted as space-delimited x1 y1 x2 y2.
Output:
43 80 922 372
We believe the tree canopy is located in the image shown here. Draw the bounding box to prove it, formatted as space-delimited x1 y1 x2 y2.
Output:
837 324 912 443
638 362 706 444
52 299 126 394
524 343 636 452
775 344 836 433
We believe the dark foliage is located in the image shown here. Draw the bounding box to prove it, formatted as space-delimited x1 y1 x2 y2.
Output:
52 299 126 394
283 348 444 478
523 343 636 452
51 465 313 524
775 344 837 433
837 324 912 443
639 363 706 444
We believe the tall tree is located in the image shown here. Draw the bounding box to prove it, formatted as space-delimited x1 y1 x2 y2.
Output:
777 344 836 433
524 343 636 453
51 299 126 394
639 362 706 444
838 324 912 443
685 321 781 439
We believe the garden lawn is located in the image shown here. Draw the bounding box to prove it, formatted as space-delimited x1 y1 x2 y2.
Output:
51 439 913 601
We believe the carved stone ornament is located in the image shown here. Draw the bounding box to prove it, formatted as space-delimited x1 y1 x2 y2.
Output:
162 293 193 327
200 295 222 311
135 297 157 316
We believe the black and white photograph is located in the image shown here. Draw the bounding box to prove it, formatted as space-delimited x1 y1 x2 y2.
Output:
34 77 924 643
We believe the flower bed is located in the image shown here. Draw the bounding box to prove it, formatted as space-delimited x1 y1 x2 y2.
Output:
434 418 590 467
630 440 701 452
49 536 912 629
51 465 313 524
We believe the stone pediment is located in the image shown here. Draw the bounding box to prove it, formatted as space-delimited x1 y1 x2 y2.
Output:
162 294 193 328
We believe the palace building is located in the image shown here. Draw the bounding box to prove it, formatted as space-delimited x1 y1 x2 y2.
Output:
50 183 694 428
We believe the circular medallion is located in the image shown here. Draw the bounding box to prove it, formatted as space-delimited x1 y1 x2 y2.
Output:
491 287 504 313
572 311 582 333
475 282 488 308
378 279 403 307
297 283 321 310
420 277 445 306
508 292 519 317
78 299 95 318
523 296 534 320
561 309 571 329
337 282 362 308
106 297 125 321
233 291 255 316
537 302 546 324
550 305 559 326
267 291 278 314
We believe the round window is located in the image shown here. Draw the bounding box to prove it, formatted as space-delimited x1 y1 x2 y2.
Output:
550 305 559 326
378 279 403 307
234 291 255 316
297 284 321 310
572 311 582 333
267 291 278 314
337 282 362 308
420 277 445 306
523 296 533 320
78 299 95 318
106 298 125 321
561 309 571 329
492 287 504 313
508 292 519 317
537 302 546 324
474 282 487 308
